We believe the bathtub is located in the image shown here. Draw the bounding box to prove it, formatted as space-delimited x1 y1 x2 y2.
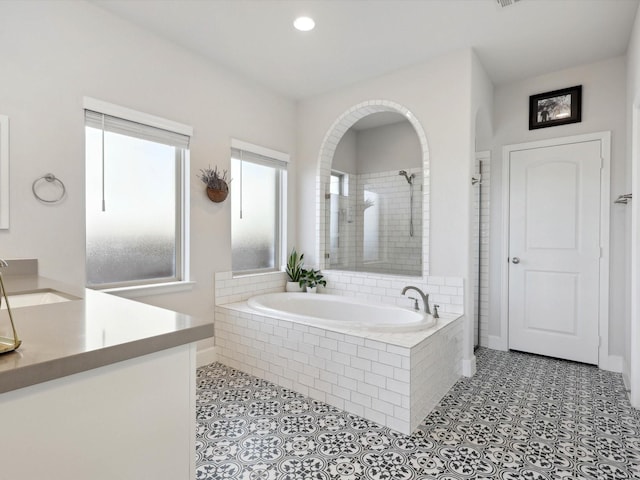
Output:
247 292 436 332
216 291 463 434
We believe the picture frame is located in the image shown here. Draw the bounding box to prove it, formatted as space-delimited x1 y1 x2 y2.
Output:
529 85 582 130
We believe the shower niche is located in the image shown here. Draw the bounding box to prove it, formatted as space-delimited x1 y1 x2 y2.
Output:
326 111 424 276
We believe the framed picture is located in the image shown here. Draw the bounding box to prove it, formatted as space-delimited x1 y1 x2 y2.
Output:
529 85 582 130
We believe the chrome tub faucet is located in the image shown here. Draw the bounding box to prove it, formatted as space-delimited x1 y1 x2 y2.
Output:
401 285 431 315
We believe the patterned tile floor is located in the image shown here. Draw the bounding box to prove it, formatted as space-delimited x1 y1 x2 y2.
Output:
195 348 640 479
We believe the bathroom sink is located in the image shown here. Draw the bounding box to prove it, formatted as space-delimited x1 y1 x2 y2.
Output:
1 289 80 309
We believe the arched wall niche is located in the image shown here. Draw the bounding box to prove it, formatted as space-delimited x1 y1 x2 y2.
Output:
315 100 431 276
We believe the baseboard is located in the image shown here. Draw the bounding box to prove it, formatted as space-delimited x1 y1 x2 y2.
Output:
599 354 623 373
196 346 217 368
623 371 631 392
461 355 476 377
487 335 508 351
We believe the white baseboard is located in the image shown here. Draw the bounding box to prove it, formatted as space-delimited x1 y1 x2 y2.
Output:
196 346 217 368
623 371 631 392
461 355 476 377
599 354 623 373
487 335 508 351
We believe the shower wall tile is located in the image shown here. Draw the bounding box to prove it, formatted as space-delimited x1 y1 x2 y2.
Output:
321 270 464 315
328 168 423 276
472 156 491 348
214 271 287 305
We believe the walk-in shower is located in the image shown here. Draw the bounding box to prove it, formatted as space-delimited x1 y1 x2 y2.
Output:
399 170 415 237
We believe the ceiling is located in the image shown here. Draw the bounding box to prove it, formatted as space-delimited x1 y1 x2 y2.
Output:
91 0 639 100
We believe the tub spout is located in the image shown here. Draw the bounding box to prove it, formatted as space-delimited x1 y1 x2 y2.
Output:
401 286 431 315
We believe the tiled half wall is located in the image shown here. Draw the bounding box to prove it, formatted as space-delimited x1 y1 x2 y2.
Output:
215 270 464 315
215 304 463 434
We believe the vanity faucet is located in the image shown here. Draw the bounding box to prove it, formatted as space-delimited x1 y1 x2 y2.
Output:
401 285 431 315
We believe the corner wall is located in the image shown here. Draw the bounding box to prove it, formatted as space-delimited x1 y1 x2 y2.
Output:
626 6 640 407
470 51 495 353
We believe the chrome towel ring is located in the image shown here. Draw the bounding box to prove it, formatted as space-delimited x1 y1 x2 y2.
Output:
32 173 66 204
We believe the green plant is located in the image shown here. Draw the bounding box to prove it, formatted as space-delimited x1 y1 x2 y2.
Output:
197 166 231 190
299 268 327 289
286 248 305 282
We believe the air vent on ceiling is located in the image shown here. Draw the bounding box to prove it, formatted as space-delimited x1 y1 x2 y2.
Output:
496 0 522 8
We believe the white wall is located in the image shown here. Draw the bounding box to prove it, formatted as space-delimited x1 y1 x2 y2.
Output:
297 50 473 276
0 1 296 350
332 129 357 174
356 121 422 174
626 6 640 406
491 57 628 361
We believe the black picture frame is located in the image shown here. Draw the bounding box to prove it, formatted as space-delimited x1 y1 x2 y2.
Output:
529 85 582 130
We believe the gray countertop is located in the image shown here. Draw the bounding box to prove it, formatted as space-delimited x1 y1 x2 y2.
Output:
0 275 213 394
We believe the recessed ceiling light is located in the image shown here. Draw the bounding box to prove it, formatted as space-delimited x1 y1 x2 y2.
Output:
294 16 315 32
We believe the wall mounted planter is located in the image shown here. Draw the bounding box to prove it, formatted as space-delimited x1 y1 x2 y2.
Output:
206 183 229 203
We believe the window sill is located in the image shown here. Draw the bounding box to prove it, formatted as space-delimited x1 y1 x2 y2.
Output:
101 281 196 299
232 269 283 279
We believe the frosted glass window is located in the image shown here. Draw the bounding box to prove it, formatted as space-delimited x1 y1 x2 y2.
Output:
330 172 348 196
85 111 188 287
231 146 287 273
363 190 380 262
330 175 341 195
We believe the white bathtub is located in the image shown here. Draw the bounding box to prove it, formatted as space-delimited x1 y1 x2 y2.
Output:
247 292 436 332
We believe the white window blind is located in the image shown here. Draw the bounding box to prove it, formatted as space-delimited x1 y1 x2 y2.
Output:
230 147 288 170
85 110 190 149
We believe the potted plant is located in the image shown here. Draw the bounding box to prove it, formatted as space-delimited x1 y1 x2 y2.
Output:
300 268 326 294
285 248 305 292
198 166 231 203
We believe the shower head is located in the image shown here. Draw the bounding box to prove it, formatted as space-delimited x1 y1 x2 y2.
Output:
398 170 415 185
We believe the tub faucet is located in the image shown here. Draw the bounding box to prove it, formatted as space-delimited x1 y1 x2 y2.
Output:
0 259 7 268
401 286 431 315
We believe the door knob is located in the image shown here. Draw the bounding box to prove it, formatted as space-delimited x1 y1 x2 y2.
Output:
511 257 520 264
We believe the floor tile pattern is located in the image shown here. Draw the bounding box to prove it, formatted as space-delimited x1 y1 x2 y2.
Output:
196 348 640 479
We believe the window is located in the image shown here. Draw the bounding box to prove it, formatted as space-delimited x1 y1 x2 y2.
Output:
84 99 192 288
231 140 288 273
330 171 348 197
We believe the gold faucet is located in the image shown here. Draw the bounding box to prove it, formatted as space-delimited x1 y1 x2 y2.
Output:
0 260 21 354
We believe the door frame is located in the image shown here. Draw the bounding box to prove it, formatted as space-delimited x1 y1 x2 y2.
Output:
500 131 611 368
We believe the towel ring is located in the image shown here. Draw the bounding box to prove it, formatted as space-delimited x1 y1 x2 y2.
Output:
32 173 66 204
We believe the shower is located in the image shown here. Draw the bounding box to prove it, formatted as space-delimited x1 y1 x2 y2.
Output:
399 170 415 185
399 170 415 237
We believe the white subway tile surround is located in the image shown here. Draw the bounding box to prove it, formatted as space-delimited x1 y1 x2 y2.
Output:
329 168 423 276
214 271 464 434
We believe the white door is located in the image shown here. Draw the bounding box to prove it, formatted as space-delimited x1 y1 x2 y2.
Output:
508 140 602 364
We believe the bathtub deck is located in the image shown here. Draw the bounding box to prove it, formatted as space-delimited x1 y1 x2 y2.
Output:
215 302 463 434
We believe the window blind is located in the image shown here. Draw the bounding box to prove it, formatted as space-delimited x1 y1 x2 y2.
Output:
231 147 288 170
85 110 190 149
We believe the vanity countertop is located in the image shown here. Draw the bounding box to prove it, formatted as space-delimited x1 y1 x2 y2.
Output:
0 275 213 394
